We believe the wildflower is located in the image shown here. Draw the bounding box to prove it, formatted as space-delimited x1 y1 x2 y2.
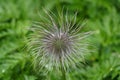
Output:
27 10 92 72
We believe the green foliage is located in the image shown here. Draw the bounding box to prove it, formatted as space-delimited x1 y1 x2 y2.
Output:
69 53 120 80
88 8 120 52
0 0 120 80
0 0 38 80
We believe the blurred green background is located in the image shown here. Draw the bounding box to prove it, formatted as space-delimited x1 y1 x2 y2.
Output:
0 0 120 80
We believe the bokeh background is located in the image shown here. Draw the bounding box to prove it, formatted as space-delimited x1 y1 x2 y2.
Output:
0 0 120 80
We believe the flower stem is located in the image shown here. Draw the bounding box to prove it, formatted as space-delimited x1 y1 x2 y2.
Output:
61 67 66 80
60 57 66 80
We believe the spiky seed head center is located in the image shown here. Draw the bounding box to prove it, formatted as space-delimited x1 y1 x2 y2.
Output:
54 39 64 50
43 32 72 55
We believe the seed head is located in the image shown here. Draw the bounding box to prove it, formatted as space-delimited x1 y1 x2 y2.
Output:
27 10 92 72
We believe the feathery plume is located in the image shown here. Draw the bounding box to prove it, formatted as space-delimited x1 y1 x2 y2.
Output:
27 9 92 72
